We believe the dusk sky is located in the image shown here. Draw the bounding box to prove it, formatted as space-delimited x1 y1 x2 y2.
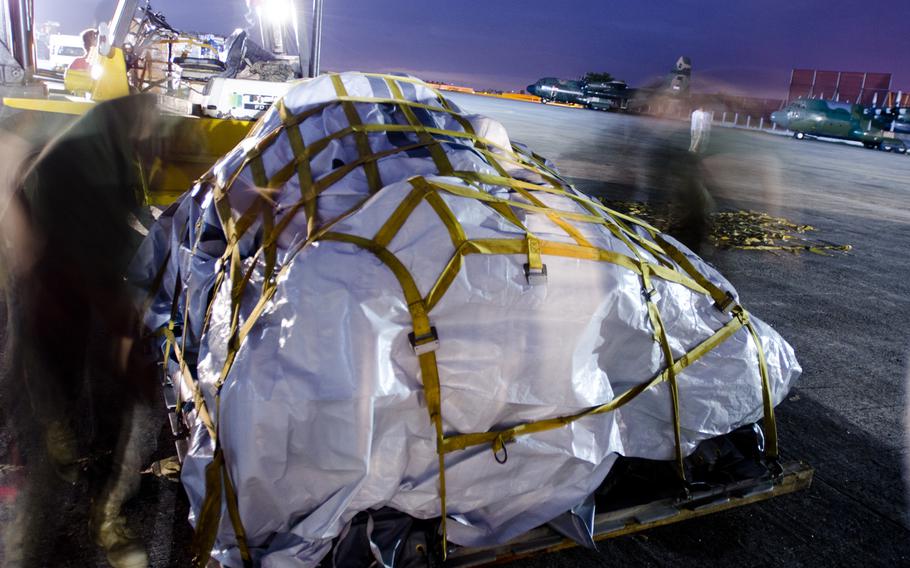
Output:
39 1 910 99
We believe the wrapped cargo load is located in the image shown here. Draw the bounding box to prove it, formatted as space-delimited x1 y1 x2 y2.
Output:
129 72 801 567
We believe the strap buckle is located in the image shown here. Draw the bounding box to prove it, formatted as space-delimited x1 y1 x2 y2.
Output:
409 326 439 355
643 288 661 303
714 291 736 313
523 263 548 285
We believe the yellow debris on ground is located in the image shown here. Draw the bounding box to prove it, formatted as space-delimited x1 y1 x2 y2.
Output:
601 200 852 254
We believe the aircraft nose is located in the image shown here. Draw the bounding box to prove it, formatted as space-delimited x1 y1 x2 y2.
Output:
771 111 786 126
526 84 537 96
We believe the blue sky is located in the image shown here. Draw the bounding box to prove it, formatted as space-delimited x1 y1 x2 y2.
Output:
38 0 910 98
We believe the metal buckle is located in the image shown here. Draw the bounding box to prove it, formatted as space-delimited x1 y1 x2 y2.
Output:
162 382 177 410
409 326 439 355
523 263 548 285
643 288 662 303
714 291 736 312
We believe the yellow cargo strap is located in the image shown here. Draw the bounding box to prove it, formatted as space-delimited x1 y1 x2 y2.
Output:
318 231 450 548
525 235 545 283
653 232 778 458
192 443 252 567
640 263 686 481
277 100 317 235
152 73 780 563
384 77 455 177
330 74 383 193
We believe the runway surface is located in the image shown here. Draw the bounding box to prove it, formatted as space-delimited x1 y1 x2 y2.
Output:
3 92 909 566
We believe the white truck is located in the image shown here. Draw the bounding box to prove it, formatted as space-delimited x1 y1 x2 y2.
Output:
48 33 85 73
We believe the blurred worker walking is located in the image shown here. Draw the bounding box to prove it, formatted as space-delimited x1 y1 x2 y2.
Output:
689 105 712 153
68 28 98 73
0 95 163 568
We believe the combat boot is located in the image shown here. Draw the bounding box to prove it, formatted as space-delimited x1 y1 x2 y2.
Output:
91 405 150 568
91 505 149 568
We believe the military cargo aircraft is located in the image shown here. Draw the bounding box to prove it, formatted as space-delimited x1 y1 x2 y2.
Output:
770 98 894 150
526 56 690 111
524 77 586 105
583 80 630 110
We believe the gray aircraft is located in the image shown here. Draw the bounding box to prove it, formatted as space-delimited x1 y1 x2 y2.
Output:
526 57 690 111
770 98 905 152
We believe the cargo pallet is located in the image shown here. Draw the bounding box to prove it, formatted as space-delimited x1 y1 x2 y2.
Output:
446 461 813 566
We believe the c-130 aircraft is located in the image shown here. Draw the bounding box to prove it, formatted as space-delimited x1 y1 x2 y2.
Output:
771 98 907 153
526 56 691 111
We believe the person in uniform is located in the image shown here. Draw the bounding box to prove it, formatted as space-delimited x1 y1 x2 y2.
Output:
689 105 712 153
1 95 162 568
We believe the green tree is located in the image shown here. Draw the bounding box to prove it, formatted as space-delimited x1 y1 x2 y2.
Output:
582 71 614 83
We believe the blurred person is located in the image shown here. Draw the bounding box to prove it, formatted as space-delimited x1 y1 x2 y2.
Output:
690 105 711 153
645 125 715 254
64 29 98 96
68 28 98 73
0 95 162 568
669 151 714 254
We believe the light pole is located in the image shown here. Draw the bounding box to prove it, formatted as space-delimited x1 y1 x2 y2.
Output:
295 0 323 78
310 0 323 77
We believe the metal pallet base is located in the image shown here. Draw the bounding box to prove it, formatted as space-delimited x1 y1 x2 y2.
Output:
445 461 814 567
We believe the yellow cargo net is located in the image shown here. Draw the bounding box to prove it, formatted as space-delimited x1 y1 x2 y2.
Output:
153 73 778 566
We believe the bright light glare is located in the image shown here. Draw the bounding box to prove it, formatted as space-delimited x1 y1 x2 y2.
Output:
90 63 103 80
257 0 296 25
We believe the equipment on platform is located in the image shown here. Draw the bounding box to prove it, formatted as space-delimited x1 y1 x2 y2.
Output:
199 77 295 119
131 72 806 567
0 0 48 99
0 0 333 202
2 0 324 106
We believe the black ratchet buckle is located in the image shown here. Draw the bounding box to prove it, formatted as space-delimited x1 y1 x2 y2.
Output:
714 291 736 313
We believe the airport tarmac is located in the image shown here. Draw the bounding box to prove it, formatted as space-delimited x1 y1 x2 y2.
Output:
2 93 909 566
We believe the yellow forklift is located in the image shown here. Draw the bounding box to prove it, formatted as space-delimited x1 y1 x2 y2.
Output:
0 0 315 205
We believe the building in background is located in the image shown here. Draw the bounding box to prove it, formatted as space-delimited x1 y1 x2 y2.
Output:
787 69 908 107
